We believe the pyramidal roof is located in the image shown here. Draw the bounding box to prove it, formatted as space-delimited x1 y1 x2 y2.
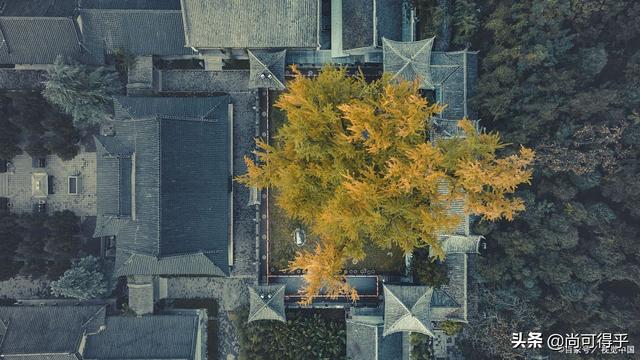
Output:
248 285 286 323
248 49 287 90
382 37 435 90
383 284 434 337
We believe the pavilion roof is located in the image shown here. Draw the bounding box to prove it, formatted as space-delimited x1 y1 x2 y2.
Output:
248 285 286 323
382 284 434 337
382 37 435 89
248 50 286 90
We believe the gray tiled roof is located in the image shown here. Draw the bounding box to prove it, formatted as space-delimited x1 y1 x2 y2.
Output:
94 136 132 235
96 96 231 276
430 51 478 121
84 314 199 360
114 95 228 121
346 316 403 360
342 0 403 50
248 50 286 90
93 215 130 237
438 253 469 322
383 37 436 89
116 250 227 277
180 0 318 48
342 0 373 50
78 9 194 64
79 0 181 10
0 305 105 356
436 180 469 236
0 17 88 65
0 69 45 90
248 285 286 323
383 285 434 337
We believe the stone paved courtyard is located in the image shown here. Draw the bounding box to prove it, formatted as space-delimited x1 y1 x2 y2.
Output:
167 276 252 360
0 276 50 300
0 152 97 216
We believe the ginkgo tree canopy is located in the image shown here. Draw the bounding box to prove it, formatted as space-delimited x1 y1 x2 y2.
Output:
238 66 533 304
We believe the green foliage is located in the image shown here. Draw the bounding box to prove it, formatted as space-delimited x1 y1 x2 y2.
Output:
0 211 23 280
410 332 433 360
452 0 479 46
413 0 480 50
411 249 449 287
50 256 107 300
42 56 119 128
412 0 445 39
461 0 640 356
0 92 80 160
0 210 82 280
0 115 22 160
233 308 346 360
440 320 463 335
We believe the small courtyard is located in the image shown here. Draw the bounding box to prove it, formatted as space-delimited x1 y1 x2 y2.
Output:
0 152 97 216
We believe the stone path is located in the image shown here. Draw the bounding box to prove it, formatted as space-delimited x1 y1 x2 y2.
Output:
230 92 260 278
167 276 252 360
0 276 50 300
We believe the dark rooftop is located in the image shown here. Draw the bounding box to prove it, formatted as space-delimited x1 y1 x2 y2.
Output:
79 0 181 9
84 314 199 359
95 96 231 276
180 0 318 48
342 0 403 50
78 9 195 64
0 305 105 356
0 17 89 65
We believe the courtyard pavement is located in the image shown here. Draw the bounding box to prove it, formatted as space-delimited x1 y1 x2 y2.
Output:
167 276 252 360
0 152 97 216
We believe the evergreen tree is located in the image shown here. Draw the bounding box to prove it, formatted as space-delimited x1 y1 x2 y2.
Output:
451 0 478 46
50 256 108 300
42 57 119 128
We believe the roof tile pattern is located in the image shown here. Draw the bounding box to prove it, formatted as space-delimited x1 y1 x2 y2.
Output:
248 50 286 90
0 17 86 65
342 0 403 50
0 306 105 356
79 9 194 64
248 285 286 323
180 0 318 48
84 315 199 359
383 285 434 337
383 37 435 89
346 317 402 360
95 96 231 276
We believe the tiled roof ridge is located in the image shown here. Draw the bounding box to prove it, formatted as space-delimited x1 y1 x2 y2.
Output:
78 9 183 14
0 16 75 20
156 116 162 255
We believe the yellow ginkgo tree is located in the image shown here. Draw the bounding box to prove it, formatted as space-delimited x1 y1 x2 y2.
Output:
237 66 534 304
